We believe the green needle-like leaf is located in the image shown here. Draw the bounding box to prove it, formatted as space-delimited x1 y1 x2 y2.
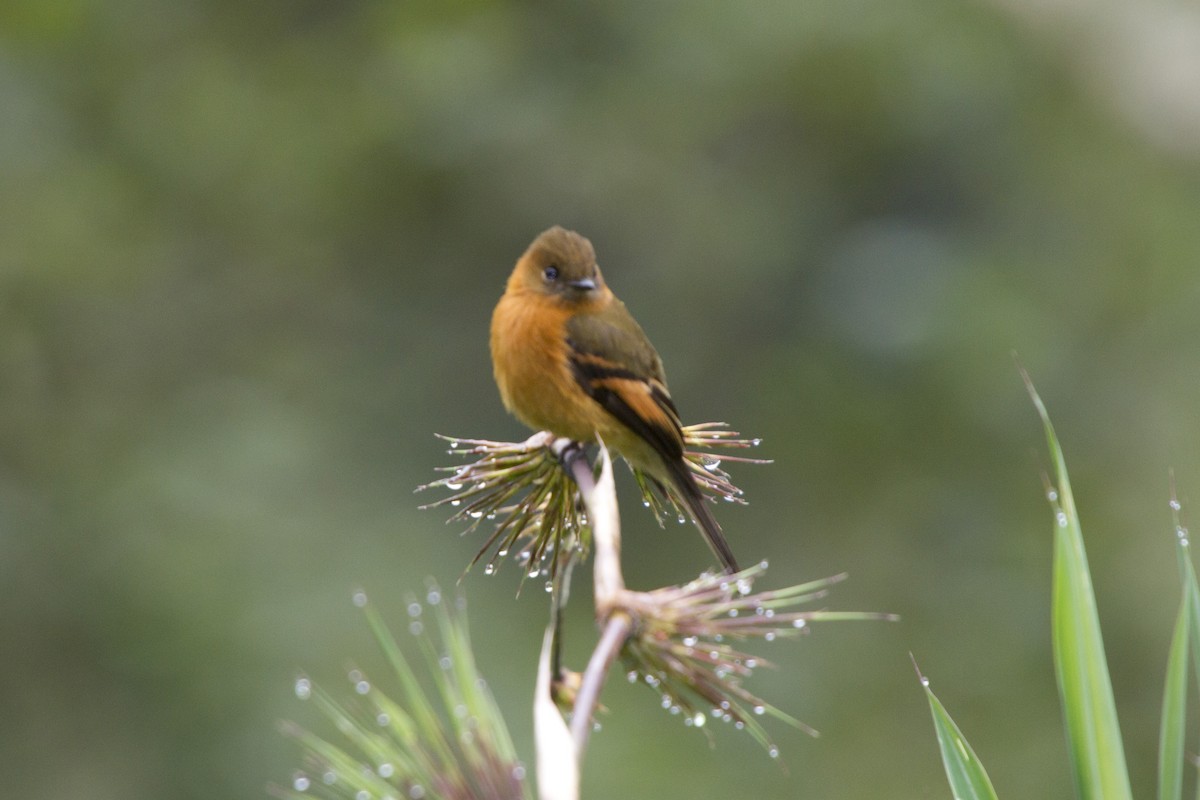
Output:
1172 505 1200 714
1158 575 1188 800
1026 375 1133 800
282 589 530 800
1163 493 1200 800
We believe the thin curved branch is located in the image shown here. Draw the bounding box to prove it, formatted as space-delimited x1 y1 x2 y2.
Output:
569 610 632 752
549 440 633 756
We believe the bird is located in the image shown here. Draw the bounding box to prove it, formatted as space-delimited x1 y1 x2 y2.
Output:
490 225 740 573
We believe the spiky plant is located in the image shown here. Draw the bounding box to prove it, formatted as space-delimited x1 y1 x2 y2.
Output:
278 587 530 800
418 425 767 584
615 563 897 754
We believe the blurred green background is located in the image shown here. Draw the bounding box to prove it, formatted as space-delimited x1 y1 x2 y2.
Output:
4 1 1200 797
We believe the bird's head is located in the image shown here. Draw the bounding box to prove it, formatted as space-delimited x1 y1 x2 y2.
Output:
511 226 607 303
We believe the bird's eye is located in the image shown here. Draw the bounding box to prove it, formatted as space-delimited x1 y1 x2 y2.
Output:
543 265 559 281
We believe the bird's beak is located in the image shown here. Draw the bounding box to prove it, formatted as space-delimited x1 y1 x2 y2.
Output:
568 278 596 291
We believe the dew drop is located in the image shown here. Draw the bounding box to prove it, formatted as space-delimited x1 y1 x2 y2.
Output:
378 763 394 778
751 438 763 446
528 568 541 579
469 510 484 519
407 602 423 618
728 608 739 617
1046 488 1058 502
544 581 554 593
439 656 452 670
736 579 752 595
758 559 769 570
426 589 441 605
765 632 776 642
745 658 758 669
682 636 698 647
446 482 463 491
293 773 311 792
642 500 652 508
768 745 780 759
627 671 639 683
677 515 687 525
484 563 496 575
661 695 673 709
450 499 461 507
1055 511 1069 527
352 590 368 608
702 457 722 472
512 765 526 782
377 712 390 726
1171 499 1182 511
497 548 509 557
792 619 807 629
323 770 337 785
356 791 370 800
294 677 312 700
753 704 765 715
410 787 427 800
693 712 707 727
734 720 745 730
409 621 424 636
356 680 371 695
920 676 930 687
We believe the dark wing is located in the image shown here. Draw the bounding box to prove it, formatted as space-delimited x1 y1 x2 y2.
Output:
567 302 741 572
565 304 684 461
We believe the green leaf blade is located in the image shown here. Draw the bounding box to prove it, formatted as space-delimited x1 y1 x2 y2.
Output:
1026 376 1133 800
920 673 999 800
1158 582 1189 800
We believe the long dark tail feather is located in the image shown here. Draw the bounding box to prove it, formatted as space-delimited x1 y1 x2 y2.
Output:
664 458 740 574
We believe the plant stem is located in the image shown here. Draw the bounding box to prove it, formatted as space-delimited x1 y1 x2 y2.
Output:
570 611 633 752
536 625 579 800
545 439 633 763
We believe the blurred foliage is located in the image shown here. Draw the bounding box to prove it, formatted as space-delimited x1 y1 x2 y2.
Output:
2 1 1199 798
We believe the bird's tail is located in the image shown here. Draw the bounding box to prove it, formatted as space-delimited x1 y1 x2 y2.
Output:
664 458 740 574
